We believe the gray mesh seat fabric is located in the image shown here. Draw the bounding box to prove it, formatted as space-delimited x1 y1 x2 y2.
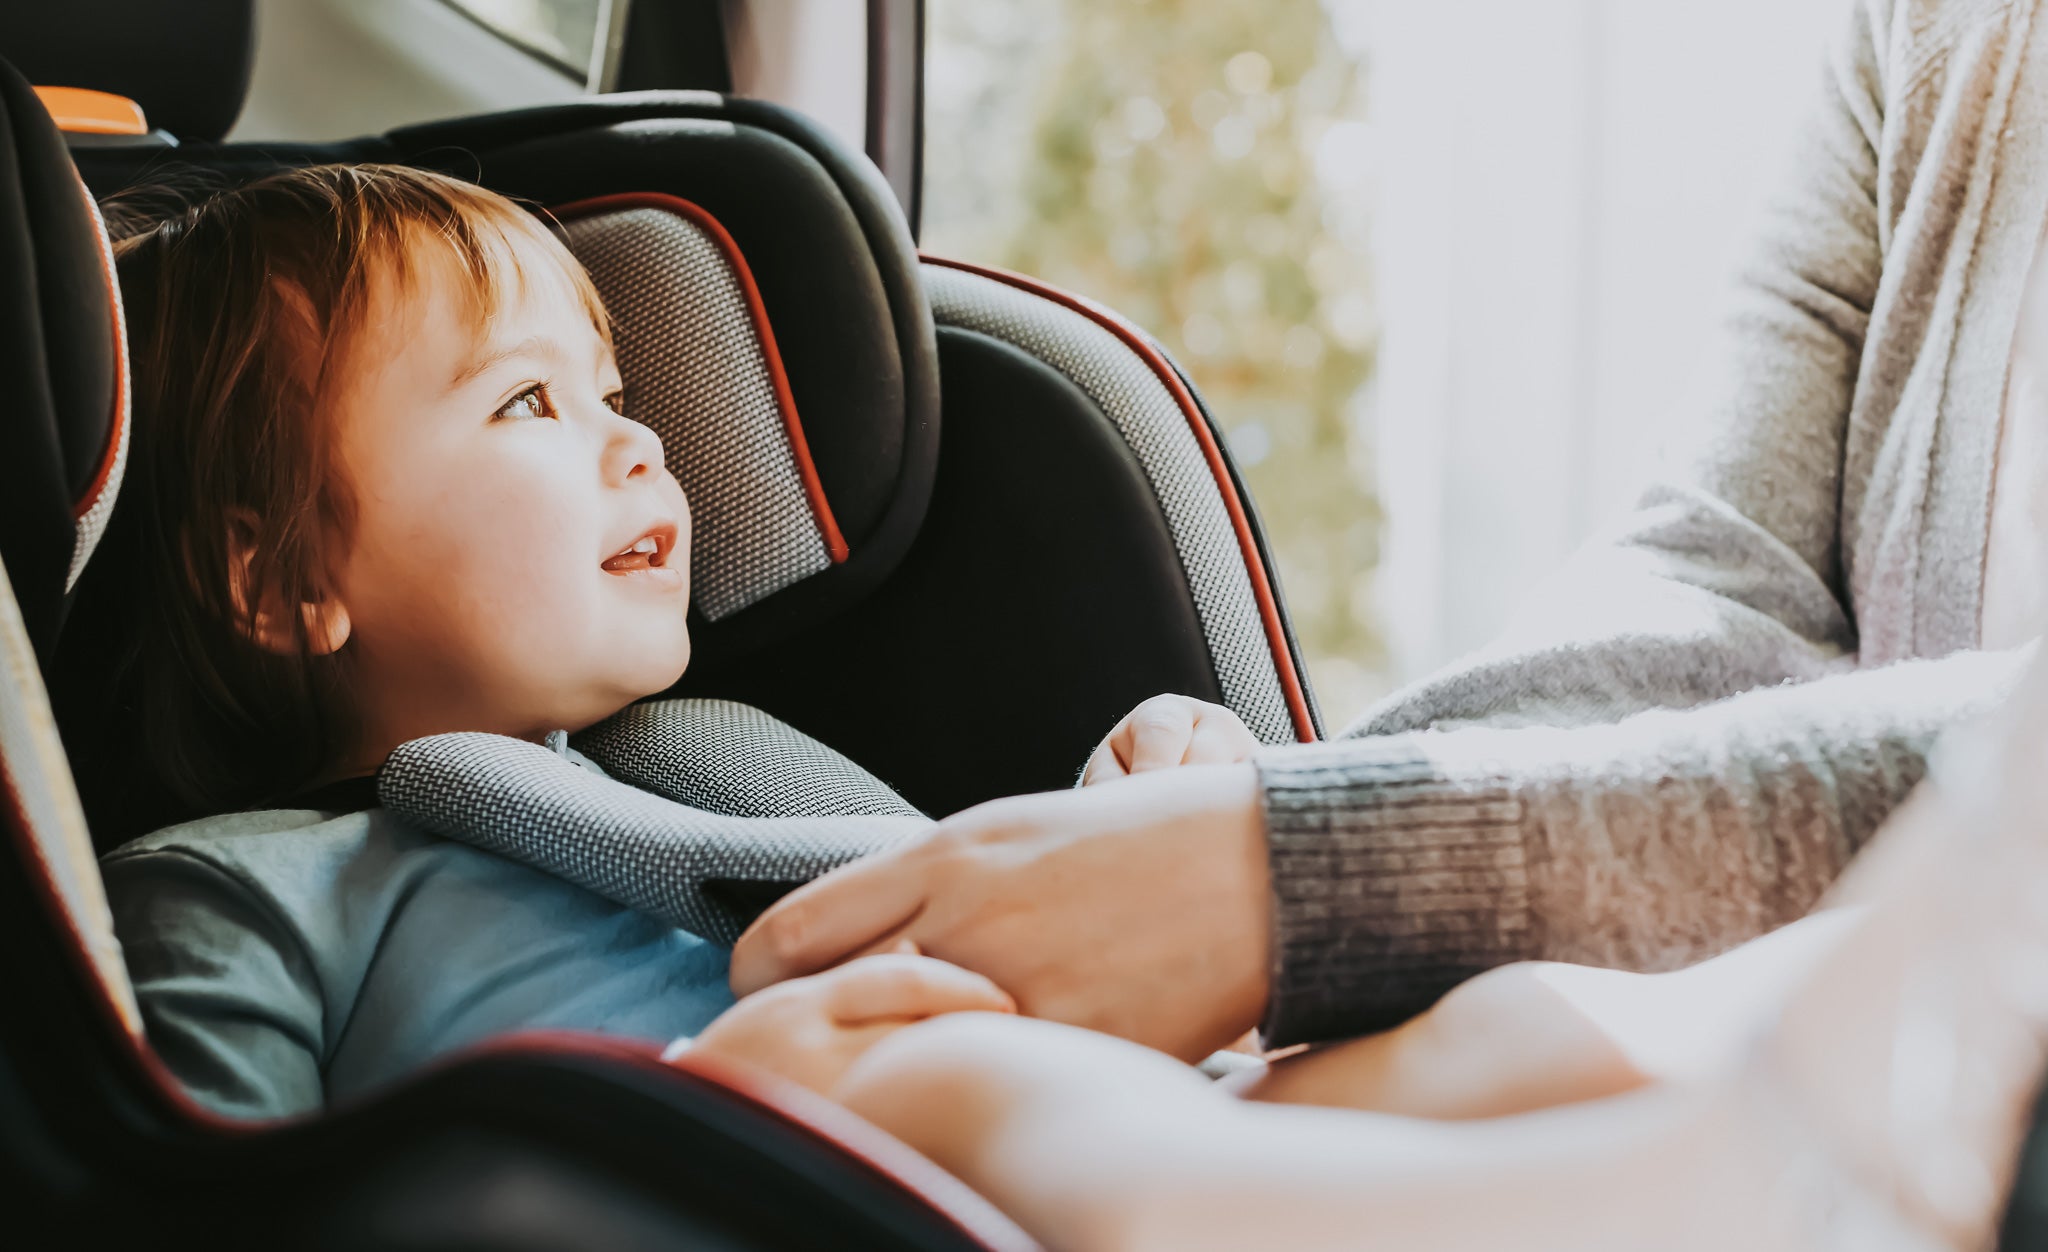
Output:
378 699 929 945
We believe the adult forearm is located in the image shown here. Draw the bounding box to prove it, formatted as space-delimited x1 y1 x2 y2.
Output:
1257 646 2027 1045
836 1012 1749 1252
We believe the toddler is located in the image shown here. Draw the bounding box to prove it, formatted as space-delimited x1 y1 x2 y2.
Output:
68 164 1031 1117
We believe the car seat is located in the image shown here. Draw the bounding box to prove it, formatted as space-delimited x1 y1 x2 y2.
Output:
0 3 1315 1247
0 45 1050 1252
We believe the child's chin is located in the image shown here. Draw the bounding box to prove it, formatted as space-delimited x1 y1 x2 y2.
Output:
579 623 691 714
634 633 693 696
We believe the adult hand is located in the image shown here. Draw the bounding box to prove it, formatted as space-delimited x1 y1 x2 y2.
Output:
730 763 1273 1062
1080 693 1261 786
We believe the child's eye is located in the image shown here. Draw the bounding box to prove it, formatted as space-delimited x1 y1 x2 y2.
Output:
603 389 626 415
495 384 555 422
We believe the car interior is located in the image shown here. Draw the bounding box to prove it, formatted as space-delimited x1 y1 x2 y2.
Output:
0 0 1320 1246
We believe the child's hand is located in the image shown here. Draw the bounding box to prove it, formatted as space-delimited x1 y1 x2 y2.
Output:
680 953 1016 1095
1081 694 1260 785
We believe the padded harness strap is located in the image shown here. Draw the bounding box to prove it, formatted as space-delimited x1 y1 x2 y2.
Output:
377 699 928 945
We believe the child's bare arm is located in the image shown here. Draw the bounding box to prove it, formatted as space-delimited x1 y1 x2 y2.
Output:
680 953 1014 1096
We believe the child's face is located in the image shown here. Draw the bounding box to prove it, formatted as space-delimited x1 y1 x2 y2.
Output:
326 229 693 753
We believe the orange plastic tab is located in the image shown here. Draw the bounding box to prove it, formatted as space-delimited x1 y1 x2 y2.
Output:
31 86 148 136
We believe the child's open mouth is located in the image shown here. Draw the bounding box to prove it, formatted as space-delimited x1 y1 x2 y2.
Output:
601 522 681 583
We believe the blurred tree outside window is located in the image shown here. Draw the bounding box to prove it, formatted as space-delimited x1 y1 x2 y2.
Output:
924 0 1387 723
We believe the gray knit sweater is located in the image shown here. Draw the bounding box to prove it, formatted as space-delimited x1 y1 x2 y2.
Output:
1254 0 2046 1046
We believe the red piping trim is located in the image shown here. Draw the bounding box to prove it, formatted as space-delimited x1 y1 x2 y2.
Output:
550 193 850 563
71 175 127 523
923 254 1318 743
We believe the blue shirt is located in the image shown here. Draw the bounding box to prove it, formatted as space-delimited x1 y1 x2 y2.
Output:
101 801 736 1120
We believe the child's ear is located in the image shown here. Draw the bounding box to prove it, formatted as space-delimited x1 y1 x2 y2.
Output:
225 512 352 656
294 595 352 657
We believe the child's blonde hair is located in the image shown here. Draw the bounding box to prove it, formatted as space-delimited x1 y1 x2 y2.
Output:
59 164 611 838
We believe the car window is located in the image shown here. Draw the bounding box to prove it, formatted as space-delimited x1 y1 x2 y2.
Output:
442 0 617 86
923 0 1385 720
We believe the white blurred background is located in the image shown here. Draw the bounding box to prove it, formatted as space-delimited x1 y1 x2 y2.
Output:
1362 0 1840 689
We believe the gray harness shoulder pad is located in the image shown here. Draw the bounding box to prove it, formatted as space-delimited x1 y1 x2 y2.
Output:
376 698 930 945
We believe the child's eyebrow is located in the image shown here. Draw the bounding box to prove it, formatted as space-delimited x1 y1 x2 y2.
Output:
449 333 556 391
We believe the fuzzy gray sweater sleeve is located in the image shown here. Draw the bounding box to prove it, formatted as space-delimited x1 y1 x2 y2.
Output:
1259 647 2024 1044
1255 0 2029 1046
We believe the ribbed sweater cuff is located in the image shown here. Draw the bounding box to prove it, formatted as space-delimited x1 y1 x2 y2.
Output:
1255 739 1535 1047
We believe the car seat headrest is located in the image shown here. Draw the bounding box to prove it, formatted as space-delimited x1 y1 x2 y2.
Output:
0 57 129 669
0 0 253 141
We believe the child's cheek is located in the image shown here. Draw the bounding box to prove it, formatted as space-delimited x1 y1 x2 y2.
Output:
470 457 608 611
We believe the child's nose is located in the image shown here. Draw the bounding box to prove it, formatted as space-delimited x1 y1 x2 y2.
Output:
601 409 667 485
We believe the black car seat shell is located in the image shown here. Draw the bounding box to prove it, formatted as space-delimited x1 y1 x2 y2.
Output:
0 63 126 672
